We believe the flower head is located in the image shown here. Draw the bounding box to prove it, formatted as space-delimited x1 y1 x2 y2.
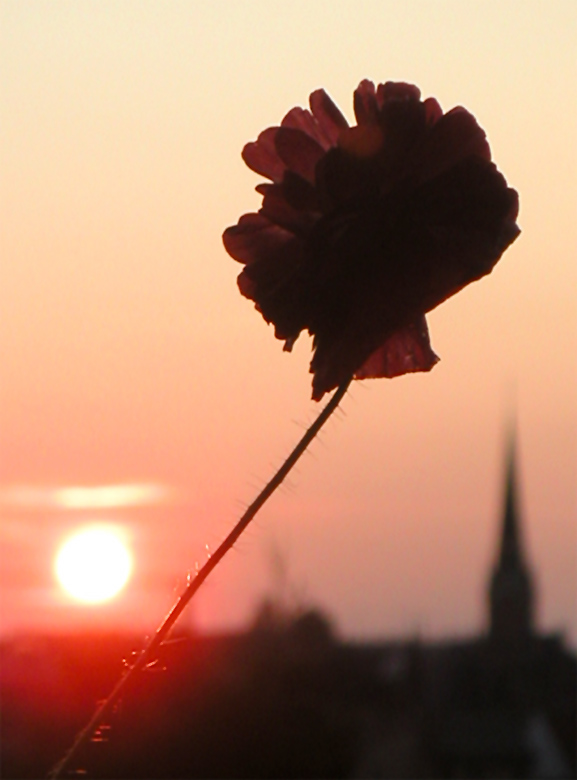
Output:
223 80 520 400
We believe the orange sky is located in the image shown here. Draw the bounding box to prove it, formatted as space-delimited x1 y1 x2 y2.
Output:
1 0 576 645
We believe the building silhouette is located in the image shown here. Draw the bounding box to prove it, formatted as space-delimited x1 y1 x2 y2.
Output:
391 429 577 779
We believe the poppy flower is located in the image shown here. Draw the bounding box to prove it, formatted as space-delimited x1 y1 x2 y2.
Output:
223 80 520 400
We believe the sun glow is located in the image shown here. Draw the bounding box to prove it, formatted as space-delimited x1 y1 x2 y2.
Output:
55 526 132 604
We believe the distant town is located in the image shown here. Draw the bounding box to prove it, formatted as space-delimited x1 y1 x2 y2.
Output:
2 435 575 779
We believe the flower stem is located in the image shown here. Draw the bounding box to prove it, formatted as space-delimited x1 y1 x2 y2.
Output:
47 376 352 779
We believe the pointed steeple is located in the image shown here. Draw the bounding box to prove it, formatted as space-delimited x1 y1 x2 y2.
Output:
488 424 534 643
497 433 524 568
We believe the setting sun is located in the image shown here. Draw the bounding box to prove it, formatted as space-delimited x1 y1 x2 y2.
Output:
55 526 132 604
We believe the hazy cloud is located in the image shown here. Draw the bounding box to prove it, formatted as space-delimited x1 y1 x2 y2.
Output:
0 483 175 510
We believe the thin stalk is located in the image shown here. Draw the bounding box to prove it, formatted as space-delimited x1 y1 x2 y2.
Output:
48 376 352 779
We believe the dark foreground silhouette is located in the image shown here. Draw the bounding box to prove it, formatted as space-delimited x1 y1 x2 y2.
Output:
1 604 575 779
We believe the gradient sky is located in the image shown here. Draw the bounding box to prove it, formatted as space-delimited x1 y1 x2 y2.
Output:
1 0 576 646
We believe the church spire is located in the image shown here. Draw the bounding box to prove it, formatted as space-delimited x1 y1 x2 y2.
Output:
497 433 523 568
488 424 534 643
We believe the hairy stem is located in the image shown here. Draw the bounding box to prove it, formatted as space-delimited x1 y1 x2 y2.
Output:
48 377 352 779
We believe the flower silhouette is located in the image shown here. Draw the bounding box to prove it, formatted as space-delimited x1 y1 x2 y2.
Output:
223 80 519 400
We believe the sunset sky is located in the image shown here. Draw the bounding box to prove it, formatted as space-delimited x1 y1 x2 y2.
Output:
1 0 576 647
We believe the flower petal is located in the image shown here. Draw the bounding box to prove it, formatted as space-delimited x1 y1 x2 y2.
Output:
410 107 491 186
403 156 520 310
237 239 309 344
279 172 320 213
423 97 443 126
222 213 293 266
257 183 316 234
309 89 349 146
281 107 330 150
355 316 439 379
309 314 438 401
376 81 421 107
274 127 326 184
242 127 286 183
353 79 379 125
